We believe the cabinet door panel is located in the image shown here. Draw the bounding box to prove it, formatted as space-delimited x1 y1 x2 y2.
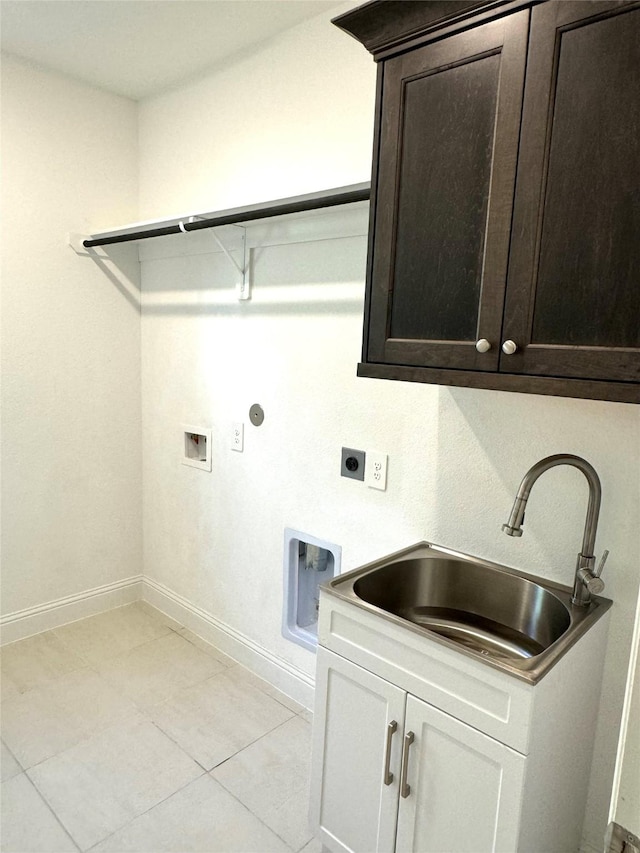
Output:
368 11 528 371
309 647 406 853
390 52 500 344
396 696 525 853
502 1 640 382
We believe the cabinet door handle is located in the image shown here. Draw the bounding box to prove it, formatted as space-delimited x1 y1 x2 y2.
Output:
400 730 415 798
502 339 518 355
383 720 397 785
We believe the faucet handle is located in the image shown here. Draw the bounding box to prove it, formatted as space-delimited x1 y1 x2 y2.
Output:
584 573 605 596
576 550 608 599
595 549 609 578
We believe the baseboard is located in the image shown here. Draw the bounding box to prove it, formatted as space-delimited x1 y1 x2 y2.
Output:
142 576 315 710
0 573 316 710
0 576 143 645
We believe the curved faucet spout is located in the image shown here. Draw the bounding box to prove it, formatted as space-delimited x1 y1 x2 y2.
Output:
502 454 607 606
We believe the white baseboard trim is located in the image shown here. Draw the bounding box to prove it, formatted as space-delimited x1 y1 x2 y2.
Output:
0 576 143 646
0 573 316 710
142 576 315 710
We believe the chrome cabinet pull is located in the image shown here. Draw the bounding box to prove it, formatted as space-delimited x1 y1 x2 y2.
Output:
475 338 491 353
383 720 397 785
502 339 518 355
400 731 415 798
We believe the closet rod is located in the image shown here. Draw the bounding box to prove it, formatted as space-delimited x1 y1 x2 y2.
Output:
83 186 370 248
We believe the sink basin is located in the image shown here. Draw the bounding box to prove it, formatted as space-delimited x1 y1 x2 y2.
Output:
352 557 570 660
324 542 611 682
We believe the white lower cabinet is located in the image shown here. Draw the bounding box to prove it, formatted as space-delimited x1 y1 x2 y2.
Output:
311 588 610 853
310 648 405 853
396 695 525 853
310 647 526 853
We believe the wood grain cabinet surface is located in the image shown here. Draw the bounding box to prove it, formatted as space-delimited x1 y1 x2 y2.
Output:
334 0 640 403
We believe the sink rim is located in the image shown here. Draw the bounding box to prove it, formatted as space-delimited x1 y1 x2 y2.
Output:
322 541 612 684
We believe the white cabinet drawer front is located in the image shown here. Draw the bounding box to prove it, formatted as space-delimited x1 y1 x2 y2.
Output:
319 595 533 753
396 695 525 853
310 647 406 853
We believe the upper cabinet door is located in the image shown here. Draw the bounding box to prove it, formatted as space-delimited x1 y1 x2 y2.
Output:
502 2 640 383
367 11 529 371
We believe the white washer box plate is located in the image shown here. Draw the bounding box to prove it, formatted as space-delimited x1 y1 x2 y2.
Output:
318 592 534 754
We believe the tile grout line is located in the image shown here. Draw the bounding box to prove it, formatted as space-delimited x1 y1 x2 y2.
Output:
206 714 316 852
26 718 208 852
2 604 317 853
208 716 295 773
24 769 83 852
6 664 150 773
140 604 309 714
146 719 212 774
210 710 312 773
224 664 308 716
51 611 175 669
146 697 296 776
202 772 302 853
82 768 210 853
1 737 25 775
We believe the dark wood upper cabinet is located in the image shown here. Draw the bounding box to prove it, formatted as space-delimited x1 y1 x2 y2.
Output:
370 12 528 372
503 1 640 384
334 0 640 403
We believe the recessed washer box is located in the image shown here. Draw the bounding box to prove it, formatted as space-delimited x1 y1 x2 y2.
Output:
182 425 212 471
283 528 341 652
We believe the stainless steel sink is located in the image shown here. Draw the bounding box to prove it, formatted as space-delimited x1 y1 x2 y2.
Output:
324 542 612 682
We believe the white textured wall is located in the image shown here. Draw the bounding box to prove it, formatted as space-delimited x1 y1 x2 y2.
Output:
0 55 142 615
138 4 373 218
138 7 640 851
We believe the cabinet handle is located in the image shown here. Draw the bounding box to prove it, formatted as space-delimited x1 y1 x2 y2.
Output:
475 338 492 353
383 720 397 785
400 731 415 799
502 339 518 355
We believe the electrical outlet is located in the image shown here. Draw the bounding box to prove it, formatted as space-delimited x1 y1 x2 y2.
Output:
365 451 388 491
231 422 244 452
341 447 365 481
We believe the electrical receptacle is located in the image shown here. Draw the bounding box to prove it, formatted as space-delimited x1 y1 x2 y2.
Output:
341 447 365 481
231 422 244 452
365 451 388 491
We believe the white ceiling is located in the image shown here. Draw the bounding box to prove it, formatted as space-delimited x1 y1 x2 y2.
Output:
0 0 340 100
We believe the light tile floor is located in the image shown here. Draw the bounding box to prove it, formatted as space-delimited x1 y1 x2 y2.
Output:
0 603 322 853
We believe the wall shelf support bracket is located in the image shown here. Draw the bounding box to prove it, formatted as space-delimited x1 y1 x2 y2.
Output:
185 218 249 301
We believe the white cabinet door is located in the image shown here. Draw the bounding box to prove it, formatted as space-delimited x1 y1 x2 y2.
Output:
396 695 526 853
310 647 406 853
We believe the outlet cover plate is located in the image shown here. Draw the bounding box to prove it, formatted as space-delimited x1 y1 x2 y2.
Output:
341 447 365 481
231 422 244 452
365 451 388 491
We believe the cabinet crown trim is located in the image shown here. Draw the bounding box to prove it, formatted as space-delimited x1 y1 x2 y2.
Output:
332 0 529 57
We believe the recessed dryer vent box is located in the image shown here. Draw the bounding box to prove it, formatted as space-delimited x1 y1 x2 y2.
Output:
182 425 212 471
283 528 341 653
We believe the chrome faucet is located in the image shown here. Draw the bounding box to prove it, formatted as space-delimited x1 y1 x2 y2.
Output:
502 454 609 606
